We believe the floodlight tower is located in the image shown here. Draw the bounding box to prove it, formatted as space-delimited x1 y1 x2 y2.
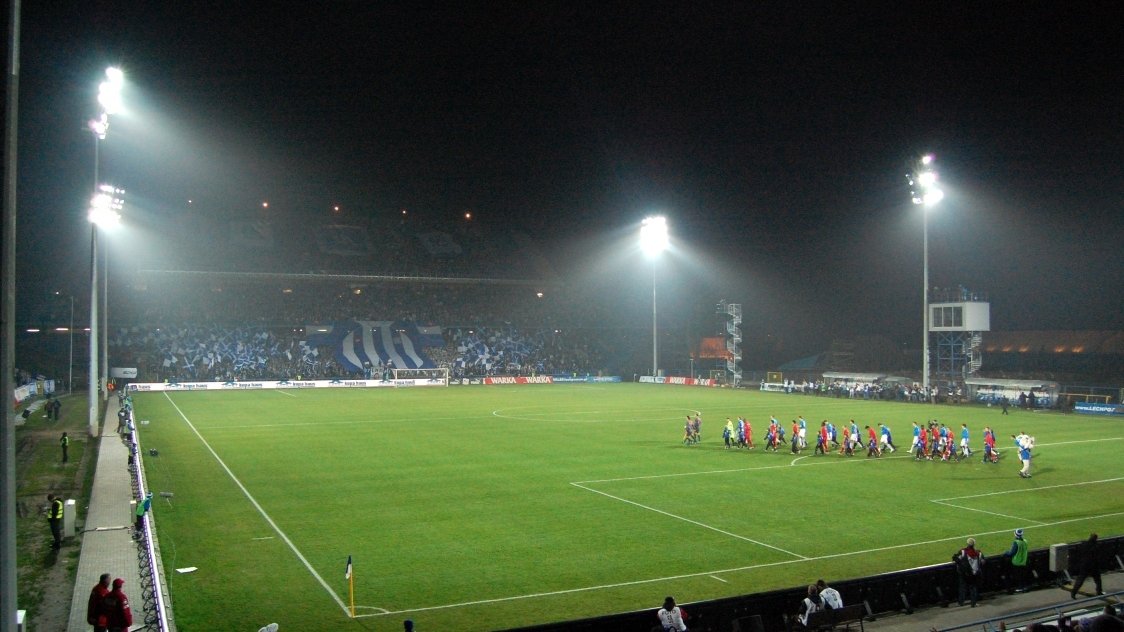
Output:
906 154 944 395
640 216 669 377
87 67 122 435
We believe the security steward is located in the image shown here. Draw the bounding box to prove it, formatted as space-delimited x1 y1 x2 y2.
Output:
47 494 65 549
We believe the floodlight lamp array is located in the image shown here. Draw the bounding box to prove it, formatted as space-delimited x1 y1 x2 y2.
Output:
88 184 125 225
907 154 943 207
640 215 669 257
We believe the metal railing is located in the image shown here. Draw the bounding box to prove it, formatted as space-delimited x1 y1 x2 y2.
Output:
127 418 173 631
937 591 1122 631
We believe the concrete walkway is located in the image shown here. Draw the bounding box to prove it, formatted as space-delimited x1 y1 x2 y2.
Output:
66 404 142 632
862 572 1122 631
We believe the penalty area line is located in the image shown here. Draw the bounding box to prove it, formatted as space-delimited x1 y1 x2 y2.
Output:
569 482 807 560
933 477 1124 502
162 393 355 618
930 499 1046 525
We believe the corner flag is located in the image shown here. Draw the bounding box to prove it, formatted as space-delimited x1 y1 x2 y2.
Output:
345 555 355 617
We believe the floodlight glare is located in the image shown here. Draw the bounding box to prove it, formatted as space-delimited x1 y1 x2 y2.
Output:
923 189 945 207
917 171 937 188
640 215 669 258
921 154 933 166
97 67 124 115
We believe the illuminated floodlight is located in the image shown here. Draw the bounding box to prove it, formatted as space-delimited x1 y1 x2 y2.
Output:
640 216 669 258
88 185 124 225
88 113 110 140
98 67 124 115
907 154 943 208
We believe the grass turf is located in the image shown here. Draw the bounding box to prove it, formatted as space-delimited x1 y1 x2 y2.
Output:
132 384 1124 631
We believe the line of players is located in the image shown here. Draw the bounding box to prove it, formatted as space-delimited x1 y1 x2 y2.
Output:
702 414 1016 465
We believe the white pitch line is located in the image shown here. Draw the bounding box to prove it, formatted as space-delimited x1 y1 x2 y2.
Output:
570 482 807 559
930 499 1046 525
933 477 1124 502
275 390 297 398
574 452 914 485
710 575 728 583
354 510 1124 619
162 393 358 617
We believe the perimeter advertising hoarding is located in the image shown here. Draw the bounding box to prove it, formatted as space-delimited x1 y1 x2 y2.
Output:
1074 402 1124 416
126 378 442 392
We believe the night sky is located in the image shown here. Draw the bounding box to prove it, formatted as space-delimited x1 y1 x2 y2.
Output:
13 2 1124 358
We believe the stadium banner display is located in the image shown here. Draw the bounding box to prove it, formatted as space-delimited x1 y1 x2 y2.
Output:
1074 402 1124 416
111 367 138 378
552 375 622 383
759 382 788 392
12 383 36 407
452 378 485 386
482 376 554 385
126 378 445 392
639 376 715 386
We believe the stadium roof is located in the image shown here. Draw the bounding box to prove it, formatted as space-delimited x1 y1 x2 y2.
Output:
983 331 1124 355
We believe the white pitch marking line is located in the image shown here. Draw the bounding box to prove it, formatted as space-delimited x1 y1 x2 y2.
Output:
275 390 297 398
353 510 1124 618
930 499 1046 525
710 575 728 583
570 482 807 560
162 393 363 618
251 536 275 541
933 477 1124 502
574 452 913 485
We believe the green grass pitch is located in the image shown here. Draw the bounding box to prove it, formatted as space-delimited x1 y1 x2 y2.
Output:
132 384 1124 631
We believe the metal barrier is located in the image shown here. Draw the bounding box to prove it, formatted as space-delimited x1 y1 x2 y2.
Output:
127 423 172 632
937 591 1123 631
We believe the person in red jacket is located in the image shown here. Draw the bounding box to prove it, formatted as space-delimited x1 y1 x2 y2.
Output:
87 573 112 632
104 578 133 632
865 425 881 457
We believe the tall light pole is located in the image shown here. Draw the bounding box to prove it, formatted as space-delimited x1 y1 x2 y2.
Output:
54 291 74 394
86 186 122 436
86 67 122 436
640 216 669 377
907 154 944 394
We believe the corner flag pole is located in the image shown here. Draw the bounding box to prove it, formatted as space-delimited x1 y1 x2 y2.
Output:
345 555 355 618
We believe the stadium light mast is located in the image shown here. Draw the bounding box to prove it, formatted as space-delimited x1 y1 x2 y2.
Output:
907 154 944 396
640 216 669 377
86 67 122 436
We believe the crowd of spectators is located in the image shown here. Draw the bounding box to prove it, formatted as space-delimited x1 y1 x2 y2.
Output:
769 379 963 403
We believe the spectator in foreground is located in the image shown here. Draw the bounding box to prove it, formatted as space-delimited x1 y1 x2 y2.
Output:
1071 532 1103 598
817 579 843 610
954 537 984 607
793 584 823 629
657 596 688 631
87 573 111 631
104 578 133 632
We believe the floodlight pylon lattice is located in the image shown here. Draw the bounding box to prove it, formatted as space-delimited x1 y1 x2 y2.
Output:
716 300 742 387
